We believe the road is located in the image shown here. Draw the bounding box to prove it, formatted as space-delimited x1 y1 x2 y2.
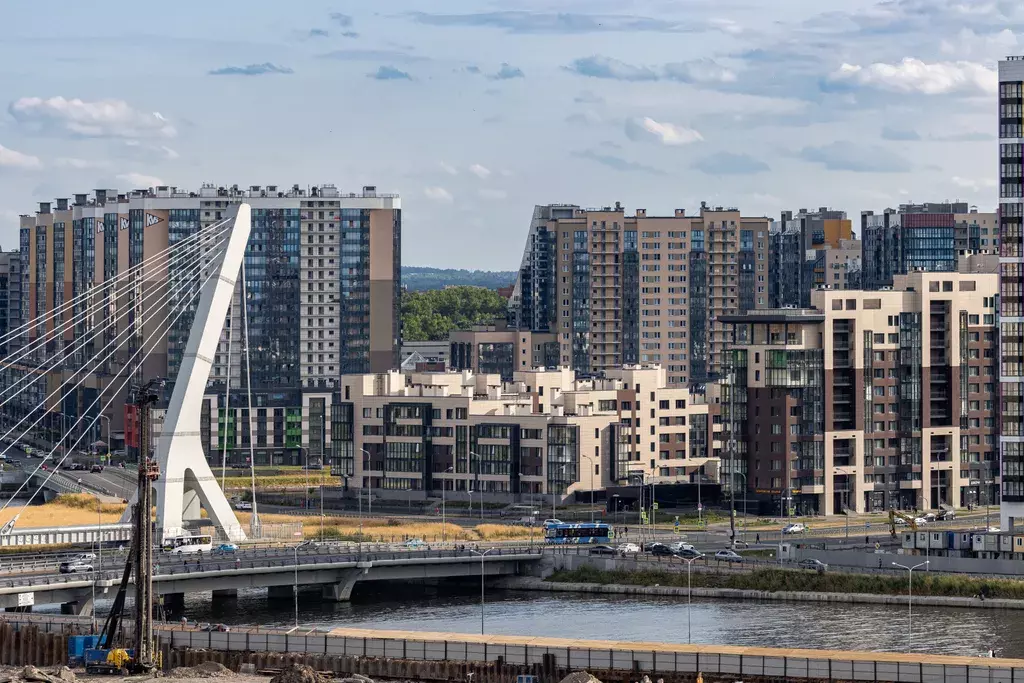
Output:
3 442 133 499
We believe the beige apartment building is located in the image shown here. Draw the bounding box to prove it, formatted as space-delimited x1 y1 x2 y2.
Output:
506 202 772 388
721 272 999 516
289 365 715 499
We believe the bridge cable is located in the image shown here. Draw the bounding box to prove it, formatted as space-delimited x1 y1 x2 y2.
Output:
0 232 231 460
0 223 232 405
0 216 234 350
0 259 223 523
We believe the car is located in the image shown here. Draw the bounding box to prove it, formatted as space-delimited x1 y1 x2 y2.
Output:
617 542 641 554
90 464 103 473
922 512 937 523
676 548 704 559
296 540 322 549
75 553 97 562
782 523 806 534
588 544 618 556
233 501 253 511
714 550 743 563
798 559 828 572
669 542 696 553
988 526 1002 533
404 538 426 549
893 516 908 525
542 519 563 526
913 517 927 526
214 543 238 553
59 561 93 574
938 510 957 521
647 543 675 557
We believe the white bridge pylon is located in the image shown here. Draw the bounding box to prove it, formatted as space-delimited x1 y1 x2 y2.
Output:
121 204 251 542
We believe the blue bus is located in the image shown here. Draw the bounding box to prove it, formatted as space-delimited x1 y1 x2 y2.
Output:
544 522 613 544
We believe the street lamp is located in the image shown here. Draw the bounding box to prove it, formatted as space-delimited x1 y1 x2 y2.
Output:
468 548 495 634
292 543 301 629
892 560 929 649
683 554 702 644
470 451 484 522
580 454 595 523
441 466 453 543
359 448 373 528
731 471 748 547
833 468 850 541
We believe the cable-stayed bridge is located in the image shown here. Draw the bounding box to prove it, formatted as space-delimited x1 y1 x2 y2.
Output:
0 206 256 542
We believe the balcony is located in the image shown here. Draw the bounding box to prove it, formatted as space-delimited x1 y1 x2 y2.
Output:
899 480 923 489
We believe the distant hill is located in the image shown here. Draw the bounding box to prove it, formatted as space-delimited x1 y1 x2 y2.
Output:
402 266 517 291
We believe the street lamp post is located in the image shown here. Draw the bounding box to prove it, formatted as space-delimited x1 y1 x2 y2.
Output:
468 548 495 634
441 466 453 543
292 544 300 629
581 454 595 523
892 560 929 649
683 555 702 644
470 451 484 522
731 471 748 548
359 448 372 531
301 447 310 510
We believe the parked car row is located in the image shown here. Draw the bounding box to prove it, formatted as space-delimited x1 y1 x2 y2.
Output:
589 542 746 563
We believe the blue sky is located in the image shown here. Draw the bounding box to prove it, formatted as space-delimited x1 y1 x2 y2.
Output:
0 0 1019 269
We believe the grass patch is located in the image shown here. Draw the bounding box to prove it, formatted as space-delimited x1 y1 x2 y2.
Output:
234 511 535 542
548 566 1024 600
0 494 126 529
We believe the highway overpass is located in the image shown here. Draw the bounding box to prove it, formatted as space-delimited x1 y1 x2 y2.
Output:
0 545 542 615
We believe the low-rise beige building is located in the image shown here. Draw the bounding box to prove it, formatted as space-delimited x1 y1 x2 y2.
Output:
324 365 713 500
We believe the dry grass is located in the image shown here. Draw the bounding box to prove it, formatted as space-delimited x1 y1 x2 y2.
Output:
221 475 325 491
0 494 126 528
234 511 535 542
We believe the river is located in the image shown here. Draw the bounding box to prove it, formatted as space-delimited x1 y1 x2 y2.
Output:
171 585 1018 659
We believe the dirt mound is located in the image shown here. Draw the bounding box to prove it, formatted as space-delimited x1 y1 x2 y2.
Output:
269 664 328 683
168 662 234 679
560 672 602 683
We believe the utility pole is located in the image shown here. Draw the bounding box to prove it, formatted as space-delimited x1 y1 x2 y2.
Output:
132 381 161 672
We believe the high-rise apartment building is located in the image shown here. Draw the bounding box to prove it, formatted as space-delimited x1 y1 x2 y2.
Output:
861 203 992 289
0 250 21 356
5 184 401 461
506 202 772 387
999 56 1024 530
722 272 999 515
769 208 857 308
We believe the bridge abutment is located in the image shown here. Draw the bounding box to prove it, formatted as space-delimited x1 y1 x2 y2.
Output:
60 597 94 617
321 569 363 602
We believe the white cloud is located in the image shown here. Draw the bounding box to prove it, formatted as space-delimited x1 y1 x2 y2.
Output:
469 163 491 178
708 18 742 35
9 96 177 139
117 172 164 188
952 176 997 191
828 58 997 95
940 28 1019 60
55 157 109 170
663 59 737 84
0 144 42 170
478 188 507 200
424 186 454 203
439 161 458 175
625 117 703 146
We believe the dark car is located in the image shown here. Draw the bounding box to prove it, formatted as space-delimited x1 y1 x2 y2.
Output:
677 547 704 559
90 464 103 473
588 544 618 556
648 543 675 557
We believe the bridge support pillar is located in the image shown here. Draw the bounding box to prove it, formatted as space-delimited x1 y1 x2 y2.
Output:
212 589 237 602
321 570 362 602
267 585 294 600
60 597 94 617
164 593 186 612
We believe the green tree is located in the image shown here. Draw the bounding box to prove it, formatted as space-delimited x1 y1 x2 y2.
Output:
401 286 508 341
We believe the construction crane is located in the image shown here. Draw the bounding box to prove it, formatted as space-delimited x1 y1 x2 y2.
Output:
85 381 162 675
888 509 918 538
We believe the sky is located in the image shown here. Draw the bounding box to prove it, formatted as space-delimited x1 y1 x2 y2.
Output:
0 0 1019 270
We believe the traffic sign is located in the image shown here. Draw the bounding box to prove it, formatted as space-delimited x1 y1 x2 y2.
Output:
653 502 659 510
697 503 703 512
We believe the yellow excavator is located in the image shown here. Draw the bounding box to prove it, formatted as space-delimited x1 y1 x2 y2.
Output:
888 510 918 538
